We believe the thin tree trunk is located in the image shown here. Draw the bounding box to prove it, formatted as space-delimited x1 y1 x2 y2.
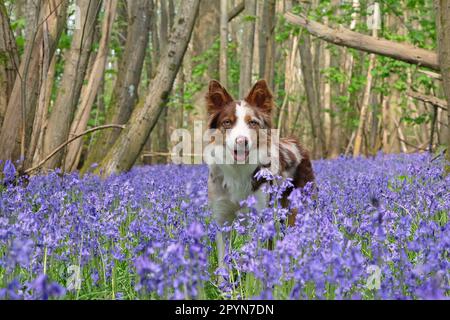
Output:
178 71 185 128
219 0 228 87
42 0 100 169
353 53 376 157
435 0 450 172
381 94 390 153
0 0 67 164
239 0 256 97
189 0 220 122
258 0 269 78
28 54 57 166
322 18 331 155
299 33 325 158
150 0 175 164
64 0 118 171
98 0 200 176
159 0 169 53
261 0 276 90
367 84 381 155
353 4 379 157
149 0 160 77
0 2 19 128
82 0 151 171
331 0 359 157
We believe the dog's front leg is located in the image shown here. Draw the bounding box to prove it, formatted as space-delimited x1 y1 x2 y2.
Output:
215 230 227 271
211 199 237 270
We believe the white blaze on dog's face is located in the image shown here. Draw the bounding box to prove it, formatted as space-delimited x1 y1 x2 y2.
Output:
206 80 273 164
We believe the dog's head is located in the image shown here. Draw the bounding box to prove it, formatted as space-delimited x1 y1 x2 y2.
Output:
206 80 273 163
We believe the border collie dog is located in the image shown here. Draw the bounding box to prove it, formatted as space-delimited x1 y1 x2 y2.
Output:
206 79 315 267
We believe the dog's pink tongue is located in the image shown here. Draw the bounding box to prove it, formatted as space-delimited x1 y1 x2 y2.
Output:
236 152 247 161
234 150 247 161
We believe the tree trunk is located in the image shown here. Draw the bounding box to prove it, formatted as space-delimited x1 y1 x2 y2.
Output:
28 54 57 166
81 0 150 171
353 34 377 156
0 2 19 129
299 32 325 158
381 94 390 154
239 0 256 97
0 0 67 164
150 0 175 164
184 0 220 126
43 0 100 168
149 0 160 77
64 0 118 171
219 0 228 87
98 0 200 176
159 0 169 53
260 0 276 90
322 17 332 155
435 0 450 172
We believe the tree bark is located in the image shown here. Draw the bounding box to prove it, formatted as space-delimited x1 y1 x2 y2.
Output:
81 0 151 171
381 94 390 154
435 0 450 171
28 54 57 166
159 0 169 53
0 0 67 164
98 0 200 176
322 17 332 155
284 12 439 71
64 0 118 171
219 0 228 87
0 2 19 128
259 0 276 90
239 0 256 97
188 0 220 125
353 26 378 157
299 31 325 158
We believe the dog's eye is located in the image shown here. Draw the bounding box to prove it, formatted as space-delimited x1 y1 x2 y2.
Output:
248 120 259 128
222 120 232 128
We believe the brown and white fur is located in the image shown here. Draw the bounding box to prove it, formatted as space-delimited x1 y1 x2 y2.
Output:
206 80 315 267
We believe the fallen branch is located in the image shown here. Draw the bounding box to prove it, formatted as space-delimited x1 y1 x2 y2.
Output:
141 152 203 158
406 90 448 110
398 138 428 151
24 124 125 175
228 1 244 22
284 12 439 70
417 69 442 80
431 148 447 162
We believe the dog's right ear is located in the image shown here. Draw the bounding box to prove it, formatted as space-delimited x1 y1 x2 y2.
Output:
206 80 233 114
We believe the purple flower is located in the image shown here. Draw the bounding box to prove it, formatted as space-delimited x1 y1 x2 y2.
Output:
187 222 205 239
0 153 448 300
2 160 16 184
30 274 66 300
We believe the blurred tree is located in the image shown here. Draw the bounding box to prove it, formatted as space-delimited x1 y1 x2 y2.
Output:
82 0 151 171
0 0 68 167
0 1 19 128
435 0 450 172
239 0 256 97
42 0 101 170
98 0 200 175
64 0 117 171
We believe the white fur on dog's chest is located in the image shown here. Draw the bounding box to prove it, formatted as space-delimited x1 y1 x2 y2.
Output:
219 164 257 204
208 164 268 226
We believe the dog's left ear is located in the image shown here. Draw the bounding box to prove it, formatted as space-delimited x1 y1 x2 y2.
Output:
244 80 273 114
